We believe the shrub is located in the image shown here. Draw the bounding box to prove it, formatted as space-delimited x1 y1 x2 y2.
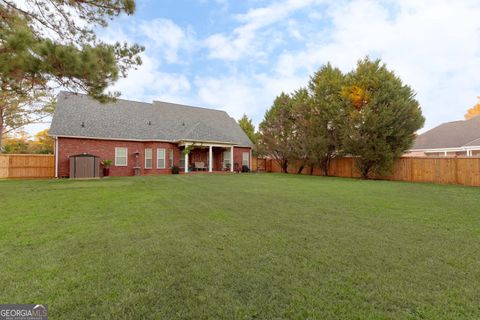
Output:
241 165 250 173
101 159 113 168
171 166 180 174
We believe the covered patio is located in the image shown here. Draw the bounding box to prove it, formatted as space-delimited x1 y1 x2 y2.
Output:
179 142 234 173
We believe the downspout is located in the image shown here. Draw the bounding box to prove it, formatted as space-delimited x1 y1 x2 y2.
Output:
55 137 59 178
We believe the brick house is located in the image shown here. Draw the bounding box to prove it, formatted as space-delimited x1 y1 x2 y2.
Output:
407 115 480 157
49 92 253 177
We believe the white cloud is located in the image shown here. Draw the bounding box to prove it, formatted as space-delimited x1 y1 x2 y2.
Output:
195 72 308 126
139 19 196 63
272 0 480 130
99 19 193 103
112 54 191 103
33 0 480 137
205 0 321 60
195 75 265 120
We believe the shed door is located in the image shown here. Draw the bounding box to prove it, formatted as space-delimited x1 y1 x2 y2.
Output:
75 157 95 178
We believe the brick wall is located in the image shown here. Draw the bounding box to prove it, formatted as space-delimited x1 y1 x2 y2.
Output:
57 137 179 177
233 147 251 171
56 137 252 177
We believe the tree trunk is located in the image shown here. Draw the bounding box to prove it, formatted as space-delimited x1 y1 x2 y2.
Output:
360 165 371 179
322 158 330 176
282 159 288 173
297 164 304 174
309 165 314 175
320 156 331 176
355 159 371 179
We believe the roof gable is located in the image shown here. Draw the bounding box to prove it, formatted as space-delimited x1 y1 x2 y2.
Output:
49 92 253 146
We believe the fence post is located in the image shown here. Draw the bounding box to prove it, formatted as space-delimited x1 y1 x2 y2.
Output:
454 157 459 185
410 158 414 182
350 158 354 178
8 155 13 178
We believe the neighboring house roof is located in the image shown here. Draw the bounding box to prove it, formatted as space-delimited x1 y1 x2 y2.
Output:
412 115 480 150
49 92 253 147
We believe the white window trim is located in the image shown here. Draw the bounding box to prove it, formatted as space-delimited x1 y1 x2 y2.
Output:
115 147 128 167
157 148 166 169
145 148 152 169
242 152 249 167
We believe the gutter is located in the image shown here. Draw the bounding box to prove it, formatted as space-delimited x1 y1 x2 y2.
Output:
48 134 253 149
54 137 59 178
409 146 480 153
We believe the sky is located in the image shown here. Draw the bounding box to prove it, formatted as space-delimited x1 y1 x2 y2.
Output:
27 0 480 135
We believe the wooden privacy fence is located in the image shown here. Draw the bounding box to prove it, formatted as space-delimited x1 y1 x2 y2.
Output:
0 154 55 179
255 156 480 187
252 157 272 172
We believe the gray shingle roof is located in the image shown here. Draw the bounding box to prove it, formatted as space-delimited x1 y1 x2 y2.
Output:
49 92 253 146
412 115 480 149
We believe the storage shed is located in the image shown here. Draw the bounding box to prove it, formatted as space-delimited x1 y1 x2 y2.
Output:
69 154 100 178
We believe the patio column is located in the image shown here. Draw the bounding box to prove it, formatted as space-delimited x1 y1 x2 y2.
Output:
185 147 189 173
209 146 213 172
250 149 253 170
230 146 234 172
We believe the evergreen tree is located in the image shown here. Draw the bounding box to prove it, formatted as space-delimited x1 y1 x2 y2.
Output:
342 58 424 178
307 63 346 175
258 93 295 173
289 88 312 174
0 0 144 150
238 114 257 144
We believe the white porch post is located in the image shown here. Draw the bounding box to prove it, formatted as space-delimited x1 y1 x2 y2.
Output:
230 146 234 172
209 146 213 172
250 149 253 170
185 146 189 173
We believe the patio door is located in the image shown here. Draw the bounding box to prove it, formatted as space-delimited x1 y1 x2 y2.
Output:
178 152 185 169
206 151 210 169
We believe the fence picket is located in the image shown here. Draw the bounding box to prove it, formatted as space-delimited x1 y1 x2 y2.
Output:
254 156 480 187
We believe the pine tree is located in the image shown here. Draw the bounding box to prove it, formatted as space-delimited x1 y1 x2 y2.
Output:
238 114 257 144
0 0 144 150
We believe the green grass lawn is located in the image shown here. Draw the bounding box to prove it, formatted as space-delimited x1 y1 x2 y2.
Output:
0 174 479 319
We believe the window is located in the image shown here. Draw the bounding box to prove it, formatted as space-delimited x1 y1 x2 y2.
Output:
169 149 174 168
115 147 128 166
145 148 152 169
242 152 249 167
223 150 231 169
157 148 166 169
179 157 185 168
